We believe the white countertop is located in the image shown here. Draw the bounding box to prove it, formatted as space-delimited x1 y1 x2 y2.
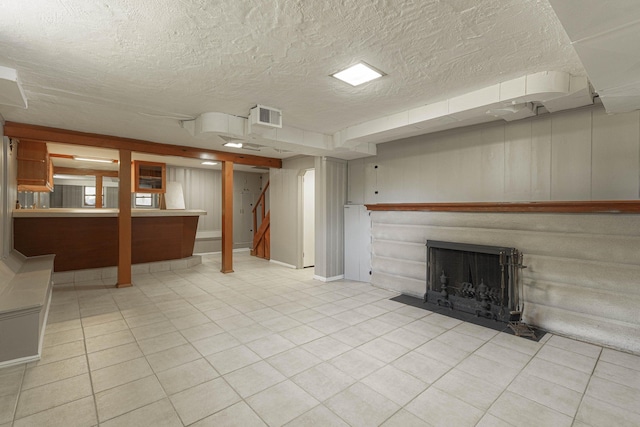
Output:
13 208 207 218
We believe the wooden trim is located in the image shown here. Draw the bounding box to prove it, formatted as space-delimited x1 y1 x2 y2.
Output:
117 150 132 287
365 201 640 213
221 161 234 273
53 166 119 177
5 121 282 169
95 175 103 209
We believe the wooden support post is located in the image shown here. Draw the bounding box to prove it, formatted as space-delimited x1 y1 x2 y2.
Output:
221 161 234 273
95 175 103 209
117 149 132 287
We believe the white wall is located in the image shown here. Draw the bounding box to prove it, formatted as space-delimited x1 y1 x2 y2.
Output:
1 126 17 259
348 103 640 353
167 167 266 247
302 169 315 268
168 167 221 232
349 104 640 204
314 157 347 280
270 156 314 268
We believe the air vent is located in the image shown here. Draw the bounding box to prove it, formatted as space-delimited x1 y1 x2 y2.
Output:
250 105 282 129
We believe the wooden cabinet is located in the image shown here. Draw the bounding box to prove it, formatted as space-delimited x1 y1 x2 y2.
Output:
17 140 54 192
132 160 166 193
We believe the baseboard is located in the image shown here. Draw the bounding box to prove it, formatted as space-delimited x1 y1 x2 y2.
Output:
37 288 52 361
0 353 40 369
269 259 297 269
313 274 344 282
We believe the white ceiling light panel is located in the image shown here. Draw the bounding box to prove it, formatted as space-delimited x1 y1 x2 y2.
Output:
332 62 384 86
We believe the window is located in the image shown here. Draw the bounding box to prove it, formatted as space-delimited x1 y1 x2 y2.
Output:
135 193 153 207
83 186 105 207
84 186 96 207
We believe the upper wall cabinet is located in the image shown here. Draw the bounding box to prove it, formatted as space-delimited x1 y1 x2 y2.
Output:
132 160 166 193
17 140 54 192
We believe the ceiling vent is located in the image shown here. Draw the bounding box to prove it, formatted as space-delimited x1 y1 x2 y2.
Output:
250 105 282 129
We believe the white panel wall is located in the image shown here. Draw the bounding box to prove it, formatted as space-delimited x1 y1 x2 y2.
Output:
591 109 640 199
167 167 266 247
550 109 592 200
1 132 16 259
344 204 371 282
350 104 640 204
530 117 552 200
270 156 314 267
314 157 347 280
168 167 220 232
1 126 9 258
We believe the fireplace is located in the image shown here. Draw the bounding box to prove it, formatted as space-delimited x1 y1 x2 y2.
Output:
424 240 524 323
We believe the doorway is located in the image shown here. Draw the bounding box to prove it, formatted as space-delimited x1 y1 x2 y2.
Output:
302 169 315 268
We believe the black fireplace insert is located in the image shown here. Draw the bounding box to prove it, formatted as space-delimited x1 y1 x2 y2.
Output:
424 240 523 322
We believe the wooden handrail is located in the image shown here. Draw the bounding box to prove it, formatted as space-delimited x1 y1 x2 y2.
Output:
253 211 270 249
252 181 270 215
252 181 269 239
251 181 271 259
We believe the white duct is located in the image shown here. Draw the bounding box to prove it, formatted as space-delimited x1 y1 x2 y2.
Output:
182 71 593 159
0 66 27 109
549 0 640 113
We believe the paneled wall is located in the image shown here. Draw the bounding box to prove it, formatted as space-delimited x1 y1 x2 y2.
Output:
348 104 640 353
349 104 640 204
167 167 267 247
1 128 14 259
314 157 347 280
1 133 17 258
270 156 314 268
49 185 82 208
168 167 220 232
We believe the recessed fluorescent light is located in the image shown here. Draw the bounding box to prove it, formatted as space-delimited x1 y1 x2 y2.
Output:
331 62 384 86
223 142 243 148
242 143 262 151
201 161 218 166
73 156 115 164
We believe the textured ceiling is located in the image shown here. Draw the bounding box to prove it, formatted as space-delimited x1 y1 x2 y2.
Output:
0 0 585 160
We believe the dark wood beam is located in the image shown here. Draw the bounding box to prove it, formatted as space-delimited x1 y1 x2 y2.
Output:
5 121 282 169
221 161 234 273
365 201 640 213
117 149 132 287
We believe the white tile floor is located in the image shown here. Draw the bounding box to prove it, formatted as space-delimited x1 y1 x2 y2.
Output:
1 252 640 427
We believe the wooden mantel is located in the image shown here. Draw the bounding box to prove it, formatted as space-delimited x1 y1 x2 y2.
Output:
365 201 640 213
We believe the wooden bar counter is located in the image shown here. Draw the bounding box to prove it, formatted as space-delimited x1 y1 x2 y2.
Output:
13 209 206 271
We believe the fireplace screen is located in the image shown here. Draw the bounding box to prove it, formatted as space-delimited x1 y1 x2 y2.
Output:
425 240 522 322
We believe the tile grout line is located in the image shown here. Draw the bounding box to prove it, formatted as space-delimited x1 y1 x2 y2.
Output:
570 345 603 427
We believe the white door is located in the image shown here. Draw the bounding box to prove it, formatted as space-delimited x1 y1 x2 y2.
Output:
302 169 315 267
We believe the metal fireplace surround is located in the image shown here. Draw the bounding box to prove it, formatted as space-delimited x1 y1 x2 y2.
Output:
424 240 523 323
